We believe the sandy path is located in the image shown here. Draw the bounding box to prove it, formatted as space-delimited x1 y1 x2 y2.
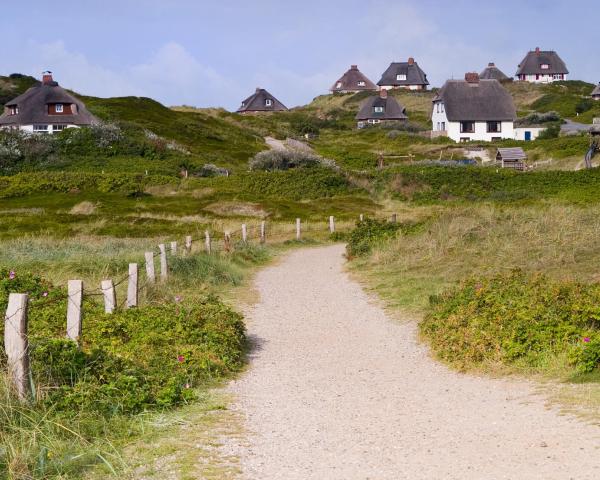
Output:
224 245 600 479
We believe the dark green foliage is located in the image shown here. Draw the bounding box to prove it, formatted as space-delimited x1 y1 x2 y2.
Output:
529 81 600 122
346 218 401 257
421 270 600 373
249 149 335 171
537 125 560 139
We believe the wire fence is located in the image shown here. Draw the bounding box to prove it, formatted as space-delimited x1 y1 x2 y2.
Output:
2 212 397 400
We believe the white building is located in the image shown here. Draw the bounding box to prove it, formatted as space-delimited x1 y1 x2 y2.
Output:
431 73 517 143
515 48 569 83
0 72 97 134
377 58 429 91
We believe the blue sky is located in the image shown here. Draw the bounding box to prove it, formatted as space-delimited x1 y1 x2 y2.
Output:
0 0 597 110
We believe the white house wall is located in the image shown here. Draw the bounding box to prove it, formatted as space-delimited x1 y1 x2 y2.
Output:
514 127 546 141
445 121 514 143
516 74 568 84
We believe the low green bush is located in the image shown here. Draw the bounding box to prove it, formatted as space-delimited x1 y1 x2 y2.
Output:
421 270 600 374
346 218 401 257
249 149 336 171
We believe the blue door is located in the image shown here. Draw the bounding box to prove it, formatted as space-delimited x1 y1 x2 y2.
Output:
524 131 532 141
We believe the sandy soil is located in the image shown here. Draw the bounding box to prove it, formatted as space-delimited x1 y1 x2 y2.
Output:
223 244 600 479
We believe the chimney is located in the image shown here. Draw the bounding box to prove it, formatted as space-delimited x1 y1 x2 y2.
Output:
255 87 261 93
408 57 415 65
42 71 53 85
351 64 358 70
380 89 388 99
535 47 541 55
465 72 480 84
488 62 495 67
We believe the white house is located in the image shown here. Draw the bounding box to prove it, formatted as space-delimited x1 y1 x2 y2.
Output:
431 73 516 143
515 48 569 83
377 58 429 91
0 72 97 134
514 126 546 141
592 83 600 101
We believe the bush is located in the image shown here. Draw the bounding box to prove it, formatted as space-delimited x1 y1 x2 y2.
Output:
249 149 336 171
515 111 561 126
194 163 229 177
346 218 401 257
537 124 560 139
421 270 600 373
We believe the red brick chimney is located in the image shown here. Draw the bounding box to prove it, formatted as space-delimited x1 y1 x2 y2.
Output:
351 64 358 70
42 71 53 85
488 62 495 67
255 87 261 93
465 72 480 84
535 47 541 55
380 89 388 99
408 57 415 65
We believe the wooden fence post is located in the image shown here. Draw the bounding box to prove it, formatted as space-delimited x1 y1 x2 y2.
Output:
66 280 83 342
242 224 248 243
185 235 193 254
260 221 266 244
359 214 364 222
144 252 155 284
4 293 30 401
101 280 116 314
205 231 212 254
390 213 397 224
296 218 301 240
170 241 178 256
224 231 232 252
329 216 335 233
127 263 138 308
159 244 168 281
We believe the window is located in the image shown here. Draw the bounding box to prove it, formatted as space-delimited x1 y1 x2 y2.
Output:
265 99 273 107
55 104 64 113
460 121 475 133
540 64 549 70
9 106 18 115
396 74 407 81
374 106 384 113
553 74 563 80
336 82 342 89
368 119 381 124
357 81 365 87
53 124 68 132
491 137 502 142
33 125 49 133
487 121 501 133
441 121 446 131
441 103 444 113
437 122 441 131
460 137 471 143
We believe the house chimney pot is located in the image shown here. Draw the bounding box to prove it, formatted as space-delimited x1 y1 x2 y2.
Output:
380 89 388 99
535 47 541 54
255 87 261 93
465 72 480 83
351 64 358 70
42 71 53 85
408 57 415 65
488 62 495 67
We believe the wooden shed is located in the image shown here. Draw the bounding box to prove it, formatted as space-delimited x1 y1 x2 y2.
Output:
496 147 527 170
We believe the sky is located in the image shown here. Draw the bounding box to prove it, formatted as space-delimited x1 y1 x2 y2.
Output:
0 0 598 110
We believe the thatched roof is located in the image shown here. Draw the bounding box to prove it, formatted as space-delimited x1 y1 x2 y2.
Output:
237 88 288 113
377 58 429 87
330 65 377 93
497 147 526 161
592 83 600 98
434 77 516 122
516 48 568 75
0 74 97 127
480 63 509 81
356 91 408 121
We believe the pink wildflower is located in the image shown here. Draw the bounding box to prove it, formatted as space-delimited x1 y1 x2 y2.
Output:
175 295 182 303
9 271 16 280
42 292 48 297
177 355 185 363
185 383 191 389
584 337 591 343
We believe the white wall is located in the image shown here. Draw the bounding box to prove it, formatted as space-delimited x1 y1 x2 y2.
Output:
431 101 448 132
516 74 568 84
514 127 546 141
14 124 80 134
445 121 514 143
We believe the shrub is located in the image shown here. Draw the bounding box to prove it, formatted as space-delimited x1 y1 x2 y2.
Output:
421 270 600 373
346 218 401 257
194 163 229 177
515 111 561 126
537 124 560 139
249 149 336 171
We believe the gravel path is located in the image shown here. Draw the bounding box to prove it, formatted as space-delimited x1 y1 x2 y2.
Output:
224 245 600 479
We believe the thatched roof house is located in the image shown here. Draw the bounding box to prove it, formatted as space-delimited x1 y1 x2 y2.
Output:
592 83 600 101
516 48 569 83
431 73 516 142
0 72 97 133
480 63 509 82
356 90 407 128
377 58 429 91
237 88 288 114
330 65 377 94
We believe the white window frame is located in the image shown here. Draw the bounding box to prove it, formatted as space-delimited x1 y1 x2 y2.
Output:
540 64 550 70
33 125 49 132
336 82 342 89
55 104 64 113
396 74 407 81
368 119 381 124
53 124 68 132
374 106 384 113
265 99 273 107
9 106 18 115
357 81 365 87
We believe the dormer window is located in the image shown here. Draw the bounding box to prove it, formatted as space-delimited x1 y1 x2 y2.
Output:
9 106 18 115
541 64 549 70
357 81 365 87
336 82 343 89
55 104 64 113
265 99 273 107
374 106 384 113
396 74 407 81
